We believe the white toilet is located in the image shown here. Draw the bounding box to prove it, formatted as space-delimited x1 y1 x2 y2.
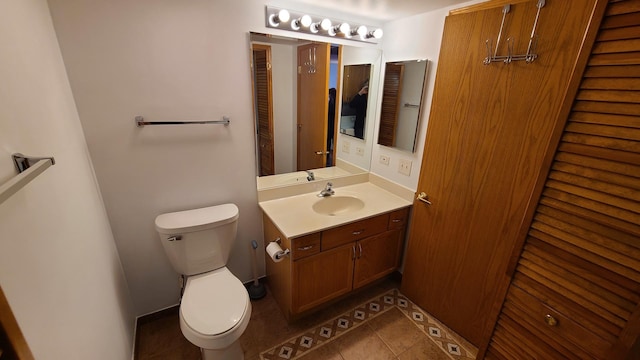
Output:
155 203 251 360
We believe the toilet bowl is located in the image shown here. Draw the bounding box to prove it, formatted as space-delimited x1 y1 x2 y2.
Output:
155 204 250 360
180 268 251 360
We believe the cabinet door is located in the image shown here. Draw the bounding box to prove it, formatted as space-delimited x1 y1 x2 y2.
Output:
292 243 355 313
353 229 403 289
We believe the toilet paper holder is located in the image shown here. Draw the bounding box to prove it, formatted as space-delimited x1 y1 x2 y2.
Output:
270 238 291 259
276 248 290 259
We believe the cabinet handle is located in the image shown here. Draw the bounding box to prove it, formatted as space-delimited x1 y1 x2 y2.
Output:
417 192 432 205
297 245 314 251
391 219 402 223
352 229 365 235
358 243 363 258
544 314 558 327
352 245 356 259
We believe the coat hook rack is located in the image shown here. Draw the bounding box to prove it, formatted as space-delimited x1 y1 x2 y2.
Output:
483 0 546 65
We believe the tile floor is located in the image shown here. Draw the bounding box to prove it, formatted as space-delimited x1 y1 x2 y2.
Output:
135 278 476 360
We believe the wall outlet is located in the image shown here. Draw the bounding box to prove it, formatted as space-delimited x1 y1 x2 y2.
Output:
379 155 390 165
399 159 412 176
342 141 350 153
356 147 364 156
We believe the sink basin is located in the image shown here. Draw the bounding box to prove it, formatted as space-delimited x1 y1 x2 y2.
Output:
312 196 365 216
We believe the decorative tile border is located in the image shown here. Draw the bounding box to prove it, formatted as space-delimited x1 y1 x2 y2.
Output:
260 289 477 360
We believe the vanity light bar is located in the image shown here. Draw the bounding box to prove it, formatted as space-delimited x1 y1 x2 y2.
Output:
264 6 383 43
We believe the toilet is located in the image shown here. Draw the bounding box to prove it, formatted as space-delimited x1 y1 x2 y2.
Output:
155 203 251 360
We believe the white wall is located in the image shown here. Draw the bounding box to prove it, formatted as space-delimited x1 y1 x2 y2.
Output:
371 0 480 190
0 0 135 359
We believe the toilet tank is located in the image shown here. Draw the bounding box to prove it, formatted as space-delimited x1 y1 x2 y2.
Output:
155 204 239 276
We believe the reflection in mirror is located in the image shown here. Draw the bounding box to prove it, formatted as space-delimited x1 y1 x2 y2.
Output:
251 32 341 177
339 64 372 140
378 60 429 152
250 32 382 190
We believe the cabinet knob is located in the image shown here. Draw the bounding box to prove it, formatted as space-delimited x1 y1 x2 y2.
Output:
544 314 558 326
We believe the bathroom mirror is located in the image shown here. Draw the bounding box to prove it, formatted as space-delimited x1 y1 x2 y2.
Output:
250 32 381 188
339 64 372 140
377 59 429 152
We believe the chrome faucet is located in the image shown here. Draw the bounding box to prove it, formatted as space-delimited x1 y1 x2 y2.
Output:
305 170 315 181
318 182 335 197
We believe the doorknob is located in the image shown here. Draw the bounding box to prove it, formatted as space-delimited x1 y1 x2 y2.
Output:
315 151 328 155
417 192 432 205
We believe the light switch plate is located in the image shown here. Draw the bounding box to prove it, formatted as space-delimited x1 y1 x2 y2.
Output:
342 141 350 153
399 159 412 176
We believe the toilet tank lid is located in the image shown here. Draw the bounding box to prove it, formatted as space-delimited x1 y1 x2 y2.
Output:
155 204 239 233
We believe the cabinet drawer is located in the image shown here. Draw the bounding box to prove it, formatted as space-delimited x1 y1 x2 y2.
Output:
388 208 409 230
321 213 389 251
504 284 613 359
290 233 321 260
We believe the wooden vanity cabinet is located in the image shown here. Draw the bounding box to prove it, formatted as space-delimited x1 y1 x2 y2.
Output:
293 243 355 313
264 207 409 319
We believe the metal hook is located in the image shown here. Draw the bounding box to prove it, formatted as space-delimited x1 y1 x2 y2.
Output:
482 1 545 65
484 39 493 65
526 36 539 63
504 38 514 64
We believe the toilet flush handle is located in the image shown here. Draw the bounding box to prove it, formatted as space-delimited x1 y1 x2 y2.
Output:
168 235 182 241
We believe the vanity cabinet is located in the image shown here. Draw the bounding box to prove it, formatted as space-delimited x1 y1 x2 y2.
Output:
264 207 409 319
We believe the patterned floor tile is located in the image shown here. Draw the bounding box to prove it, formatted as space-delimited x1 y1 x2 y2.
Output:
260 289 476 360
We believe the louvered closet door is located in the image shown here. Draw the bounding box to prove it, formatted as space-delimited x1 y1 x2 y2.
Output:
486 1 640 359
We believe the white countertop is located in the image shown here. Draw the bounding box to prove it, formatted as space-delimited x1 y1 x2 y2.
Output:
259 182 413 239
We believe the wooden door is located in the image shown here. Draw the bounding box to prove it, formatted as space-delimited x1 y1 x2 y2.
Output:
252 44 275 176
297 43 330 171
0 286 34 360
401 0 601 346
292 242 355 313
353 230 403 289
378 63 404 147
485 1 640 357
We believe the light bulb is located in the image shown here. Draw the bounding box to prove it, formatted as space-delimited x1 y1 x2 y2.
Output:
278 9 290 22
330 22 350 36
301 15 312 27
367 28 383 39
291 14 312 30
338 23 350 34
351 25 367 37
268 9 290 27
311 18 331 33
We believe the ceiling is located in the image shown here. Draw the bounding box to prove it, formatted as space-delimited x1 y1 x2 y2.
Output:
282 0 474 22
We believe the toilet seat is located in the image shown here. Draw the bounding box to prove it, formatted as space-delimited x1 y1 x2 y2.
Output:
179 267 251 349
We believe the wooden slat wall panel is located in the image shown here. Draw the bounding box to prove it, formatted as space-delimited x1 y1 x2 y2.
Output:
378 64 403 147
487 1 640 358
